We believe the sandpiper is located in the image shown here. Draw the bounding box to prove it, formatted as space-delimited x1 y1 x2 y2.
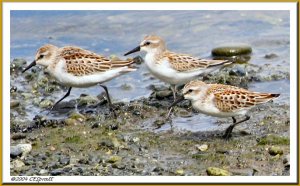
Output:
124 35 231 100
169 80 280 139
22 44 137 117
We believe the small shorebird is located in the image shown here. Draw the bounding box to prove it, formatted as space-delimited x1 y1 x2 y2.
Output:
124 35 231 101
22 44 137 117
169 80 280 139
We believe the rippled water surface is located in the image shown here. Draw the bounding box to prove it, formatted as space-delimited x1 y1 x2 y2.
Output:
11 10 290 131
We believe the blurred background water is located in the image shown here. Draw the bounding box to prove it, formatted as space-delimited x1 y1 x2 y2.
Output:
10 10 290 131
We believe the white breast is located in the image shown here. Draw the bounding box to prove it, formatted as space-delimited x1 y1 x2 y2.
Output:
48 59 135 88
145 54 204 85
192 96 249 118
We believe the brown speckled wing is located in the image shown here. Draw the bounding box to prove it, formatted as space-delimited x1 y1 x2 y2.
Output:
60 47 135 76
213 86 279 112
166 52 228 72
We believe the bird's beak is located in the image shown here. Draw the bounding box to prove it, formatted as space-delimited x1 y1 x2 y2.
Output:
168 95 185 109
22 60 36 73
124 46 141 56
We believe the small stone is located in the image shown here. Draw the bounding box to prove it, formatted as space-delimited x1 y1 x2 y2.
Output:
228 65 247 76
91 123 100 129
268 146 284 156
109 123 118 130
11 133 26 140
10 86 17 93
264 53 278 59
10 146 22 158
99 139 114 149
10 144 32 158
108 155 122 163
207 167 230 176
196 144 208 152
132 137 140 143
11 159 25 169
270 154 281 161
39 169 48 174
39 99 53 109
175 169 185 176
132 56 144 64
50 169 64 176
176 109 192 118
69 112 86 122
10 100 20 108
153 119 166 128
112 162 126 169
11 58 27 71
155 90 172 99
50 146 56 151
132 110 141 116
59 157 70 165
64 118 79 126
212 44 252 57
111 137 121 148
78 95 99 107
283 154 290 165
78 158 89 164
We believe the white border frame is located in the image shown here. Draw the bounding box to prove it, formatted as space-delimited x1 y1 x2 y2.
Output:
3 2 298 184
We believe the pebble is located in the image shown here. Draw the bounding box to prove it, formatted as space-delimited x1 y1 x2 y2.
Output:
11 133 26 140
229 65 247 76
175 169 185 176
91 123 100 129
132 56 144 65
39 169 49 175
11 159 25 169
99 139 114 149
283 154 290 165
10 100 20 108
264 53 278 59
153 119 166 128
108 155 122 163
206 167 230 176
60 157 70 165
69 112 86 122
10 144 32 159
268 146 284 156
11 58 27 71
64 118 80 126
39 99 53 109
196 144 208 152
10 86 17 93
78 95 99 107
212 44 252 57
176 109 192 118
50 169 64 176
155 90 172 99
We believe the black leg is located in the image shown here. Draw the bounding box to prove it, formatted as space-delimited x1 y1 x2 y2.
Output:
50 87 72 111
99 85 117 118
223 115 250 140
232 117 236 123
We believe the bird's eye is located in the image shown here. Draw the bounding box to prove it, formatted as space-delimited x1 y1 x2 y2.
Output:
188 89 193 93
144 41 151 46
39 54 45 59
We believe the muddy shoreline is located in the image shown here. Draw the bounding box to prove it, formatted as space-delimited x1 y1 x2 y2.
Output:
10 57 290 176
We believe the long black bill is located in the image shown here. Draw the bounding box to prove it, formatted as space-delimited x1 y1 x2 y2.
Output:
168 95 185 109
124 46 141 56
22 60 36 73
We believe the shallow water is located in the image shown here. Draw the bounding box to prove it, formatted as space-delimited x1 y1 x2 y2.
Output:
11 10 290 131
